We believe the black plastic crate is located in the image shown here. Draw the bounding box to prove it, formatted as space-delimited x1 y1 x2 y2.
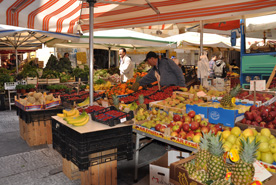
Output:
52 133 67 158
91 106 134 127
17 106 63 123
67 143 133 171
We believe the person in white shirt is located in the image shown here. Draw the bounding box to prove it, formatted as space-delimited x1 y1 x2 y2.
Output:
119 48 134 82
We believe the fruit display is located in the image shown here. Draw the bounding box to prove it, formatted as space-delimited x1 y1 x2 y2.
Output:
78 105 105 114
139 109 172 129
57 108 80 118
235 91 274 103
220 85 241 108
64 111 90 126
269 77 276 89
241 103 276 128
93 81 112 91
77 97 89 107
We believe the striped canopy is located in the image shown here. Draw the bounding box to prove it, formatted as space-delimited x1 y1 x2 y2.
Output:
0 0 276 34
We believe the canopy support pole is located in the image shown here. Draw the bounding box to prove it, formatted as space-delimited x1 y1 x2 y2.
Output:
108 47 111 69
15 48 18 74
88 0 96 106
199 20 203 56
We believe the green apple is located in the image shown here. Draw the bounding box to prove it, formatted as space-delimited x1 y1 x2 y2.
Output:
259 142 270 153
231 127 241 137
193 135 201 143
256 151 261 160
273 153 276 162
261 128 271 138
223 141 233 152
270 143 276 154
222 130 231 140
261 152 274 164
269 138 276 145
251 128 258 136
257 135 269 143
270 135 275 139
227 134 237 144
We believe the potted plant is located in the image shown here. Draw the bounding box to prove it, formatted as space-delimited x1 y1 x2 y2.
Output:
20 85 27 94
26 84 36 92
16 84 23 93
47 85 56 93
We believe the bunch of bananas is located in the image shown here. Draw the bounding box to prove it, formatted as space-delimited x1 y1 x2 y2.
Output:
57 109 80 118
64 111 90 126
57 109 89 126
94 81 112 91
78 98 89 107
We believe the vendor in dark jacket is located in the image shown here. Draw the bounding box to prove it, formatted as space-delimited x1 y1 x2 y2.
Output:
139 51 186 87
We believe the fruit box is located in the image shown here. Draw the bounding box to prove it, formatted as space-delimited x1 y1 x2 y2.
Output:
150 150 189 185
173 91 194 99
208 107 243 127
235 122 276 138
15 99 44 111
45 99 61 109
186 104 208 119
133 124 167 139
170 155 204 185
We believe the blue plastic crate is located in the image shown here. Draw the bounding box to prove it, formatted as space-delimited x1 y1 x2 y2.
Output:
186 104 208 119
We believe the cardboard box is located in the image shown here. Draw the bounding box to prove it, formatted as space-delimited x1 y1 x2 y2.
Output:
186 104 208 119
208 107 243 127
150 151 189 185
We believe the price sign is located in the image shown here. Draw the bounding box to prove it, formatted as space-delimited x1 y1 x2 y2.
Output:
101 101 109 108
120 117 127 123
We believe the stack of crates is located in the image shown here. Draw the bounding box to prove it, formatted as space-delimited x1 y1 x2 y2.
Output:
52 118 133 171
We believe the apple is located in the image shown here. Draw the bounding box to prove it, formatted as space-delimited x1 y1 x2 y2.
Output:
159 125 166 133
242 128 254 138
251 128 258 136
231 127 241 137
241 118 246 124
167 122 175 128
259 142 270 153
222 130 231 140
270 143 276 153
245 111 254 120
215 124 222 131
210 127 218 135
223 126 231 131
246 120 252 125
190 122 199 131
186 132 194 141
261 128 271 138
259 122 267 128
250 105 257 112
269 138 276 145
193 135 201 143
227 134 237 144
173 114 181 122
272 119 276 125
188 110 196 118
223 141 233 152
251 121 259 126
257 135 269 143
155 124 162 131
172 125 181 133
194 128 201 133
171 131 179 137
178 131 187 139
267 123 275 129
175 121 183 128
270 135 275 139
194 115 202 123
255 116 262 123
231 144 240 152
256 151 262 160
261 110 268 118
195 132 203 137
183 124 190 132
261 152 274 164
201 126 210 134
184 116 192 123
199 120 208 127
269 111 276 119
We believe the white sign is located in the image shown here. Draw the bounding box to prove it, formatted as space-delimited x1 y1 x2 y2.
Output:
253 160 272 182
250 80 266 91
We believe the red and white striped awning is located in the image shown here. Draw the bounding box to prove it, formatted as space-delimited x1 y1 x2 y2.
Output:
0 0 276 34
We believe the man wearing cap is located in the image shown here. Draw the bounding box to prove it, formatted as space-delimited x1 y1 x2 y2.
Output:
139 51 186 87
119 48 134 82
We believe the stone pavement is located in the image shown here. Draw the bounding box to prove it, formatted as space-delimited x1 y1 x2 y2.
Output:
0 110 167 185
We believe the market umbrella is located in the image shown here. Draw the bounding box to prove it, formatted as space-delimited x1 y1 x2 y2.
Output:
0 24 79 73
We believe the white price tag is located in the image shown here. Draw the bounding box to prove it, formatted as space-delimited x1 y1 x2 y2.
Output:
120 117 127 123
101 101 109 108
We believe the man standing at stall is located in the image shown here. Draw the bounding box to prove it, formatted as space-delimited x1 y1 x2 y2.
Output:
209 53 218 78
119 48 134 82
139 51 185 87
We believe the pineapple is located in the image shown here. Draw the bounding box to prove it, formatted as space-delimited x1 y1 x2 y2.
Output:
137 95 147 110
112 94 119 110
231 138 259 185
220 84 241 108
211 178 231 185
207 134 227 181
182 161 195 175
131 76 141 92
195 132 211 171
191 170 209 184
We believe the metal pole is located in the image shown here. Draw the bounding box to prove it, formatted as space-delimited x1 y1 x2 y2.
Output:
88 0 95 106
15 48 18 74
108 47 111 69
199 20 203 56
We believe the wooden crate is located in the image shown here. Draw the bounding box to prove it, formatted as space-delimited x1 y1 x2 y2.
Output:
81 160 117 185
20 119 52 146
26 77 38 85
48 78 60 84
63 158 81 180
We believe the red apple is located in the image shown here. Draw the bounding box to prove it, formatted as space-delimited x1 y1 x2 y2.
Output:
199 120 208 127
267 123 275 129
245 111 254 121
255 116 262 123
210 127 218 135
246 120 252 125
155 124 162 131
251 121 259 126
250 105 257 112
168 122 176 128
194 115 202 123
188 110 196 118
159 125 166 133
195 132 203 138
201 126 210 134
215 124 222 131
261 110 269 118
172 125 181 133
175 121 183 128
184 116 192 123
178 131 187 139
270 111 276 119
272 119 276 125
173 114 181 122
241 118 247 124
183 124 190 132
171 131 179 137
190 121 200 131
260 121 267 127
186 132 194 141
